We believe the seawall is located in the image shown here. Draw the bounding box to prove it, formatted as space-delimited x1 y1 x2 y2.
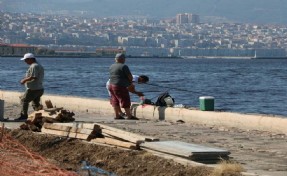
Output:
1 90 287 134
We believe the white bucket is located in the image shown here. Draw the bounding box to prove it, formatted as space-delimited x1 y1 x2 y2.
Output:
0 99 4 120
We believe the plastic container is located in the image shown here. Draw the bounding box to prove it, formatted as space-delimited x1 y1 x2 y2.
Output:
199 96 214 111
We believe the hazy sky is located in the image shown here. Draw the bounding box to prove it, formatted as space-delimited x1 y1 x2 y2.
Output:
1 0 286 24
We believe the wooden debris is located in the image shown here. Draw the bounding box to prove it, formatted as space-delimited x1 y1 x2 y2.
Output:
50 122 158 143
24 100 75 131
44 107 63 112
40 122 152 149
20 123 41 132
91 137 139 150
39 122 230 163
0 123 4 142
94 123 159 142
41 128 90 140
101 128 144 145
42 123 101 140
28 112 43 124
45 100 53 108
43 123 101 136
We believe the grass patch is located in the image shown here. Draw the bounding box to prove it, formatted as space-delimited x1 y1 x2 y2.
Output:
211 160 245 176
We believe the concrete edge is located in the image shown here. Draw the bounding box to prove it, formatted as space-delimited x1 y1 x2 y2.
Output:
1 90 287 135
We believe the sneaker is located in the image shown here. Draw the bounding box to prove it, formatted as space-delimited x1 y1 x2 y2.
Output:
127 116 139 120
114 115 125 120
33 105 43 111
119 112 126 117
14 115 28 121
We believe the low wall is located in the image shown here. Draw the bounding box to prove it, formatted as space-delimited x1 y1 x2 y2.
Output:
133 105 287 134
0 90 114 117
1 90 287 134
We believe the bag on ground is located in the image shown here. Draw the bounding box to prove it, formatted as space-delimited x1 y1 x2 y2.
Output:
155 92 175 107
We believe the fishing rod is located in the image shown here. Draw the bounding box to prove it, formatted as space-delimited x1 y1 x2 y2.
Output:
145 83 200 94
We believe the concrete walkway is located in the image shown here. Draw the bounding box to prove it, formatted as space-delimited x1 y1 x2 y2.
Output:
1 90 287 134
1 90 287 176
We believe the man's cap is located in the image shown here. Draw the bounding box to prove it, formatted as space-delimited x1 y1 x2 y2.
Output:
115 53 126 59
20 53 35 60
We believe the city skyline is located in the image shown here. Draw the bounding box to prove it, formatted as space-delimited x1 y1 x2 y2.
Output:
1 11 286 58
0 0 287 24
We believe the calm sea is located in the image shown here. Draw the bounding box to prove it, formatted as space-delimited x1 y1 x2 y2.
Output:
1 57 287 117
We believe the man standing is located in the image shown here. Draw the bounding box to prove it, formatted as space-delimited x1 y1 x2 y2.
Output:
15 53 44 121
106 74 149 118
108 53 143 120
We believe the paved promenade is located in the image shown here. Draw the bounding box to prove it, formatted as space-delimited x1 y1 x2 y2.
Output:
1 91 287 176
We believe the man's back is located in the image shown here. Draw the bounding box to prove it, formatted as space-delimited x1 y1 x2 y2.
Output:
109 62 131 87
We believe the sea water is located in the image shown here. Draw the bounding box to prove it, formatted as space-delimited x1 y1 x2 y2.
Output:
1 57 287 117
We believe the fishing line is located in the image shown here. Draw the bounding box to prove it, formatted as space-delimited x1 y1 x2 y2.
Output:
147 89 170 100
146 83 200 94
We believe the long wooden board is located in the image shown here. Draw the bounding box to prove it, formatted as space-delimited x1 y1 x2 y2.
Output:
101 128 144 145
52 122 159 143
43 123 99 135
94 123 159 142
41 128 90 140
91 137 139 150
141 141 230 161
143 148 207 167
52 122 99 130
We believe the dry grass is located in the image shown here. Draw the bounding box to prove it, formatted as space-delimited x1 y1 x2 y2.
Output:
211 160 245 176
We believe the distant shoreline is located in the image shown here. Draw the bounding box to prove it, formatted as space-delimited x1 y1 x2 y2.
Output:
251 56 287 59
182 56 251 59
2 55 287 59
0 55 184 59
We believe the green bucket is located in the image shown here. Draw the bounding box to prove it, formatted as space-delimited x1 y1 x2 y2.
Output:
199 96 214 111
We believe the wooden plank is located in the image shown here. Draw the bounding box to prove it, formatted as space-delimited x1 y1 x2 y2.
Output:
46 122 156 144
53 122 99 130
43 123 71 131
41 127 90 140
51 122 147 144
82 123 99 129
52 123 101 133
44 107 63 112
91 137 139 150
101 128 144 145
32 110 60 119
45 100 54 108
140 141 230 160
43 123 100 135
94 123 159 142
28 112 43 123
143 148 208 167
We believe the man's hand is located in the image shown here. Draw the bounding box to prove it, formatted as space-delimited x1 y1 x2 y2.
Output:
127 84 144 96
20 78 26 84
127 84 136 93
136 92 144 97
20 76 35 84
